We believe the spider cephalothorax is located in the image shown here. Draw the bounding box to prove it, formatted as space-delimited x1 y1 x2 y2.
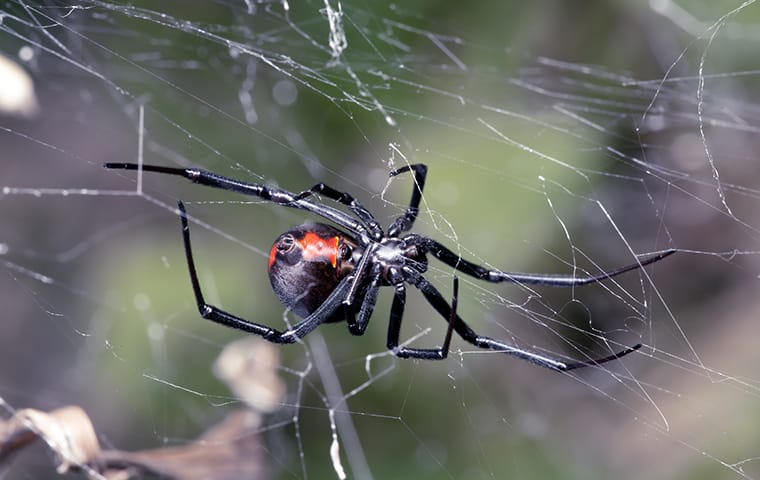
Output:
105 161 674 371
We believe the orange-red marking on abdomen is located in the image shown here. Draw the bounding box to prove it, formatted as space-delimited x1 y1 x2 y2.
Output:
298 232 339 268
268 232 339 270
268 244 278 270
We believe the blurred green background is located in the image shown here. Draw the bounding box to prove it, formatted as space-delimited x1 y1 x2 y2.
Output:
2 1 760 478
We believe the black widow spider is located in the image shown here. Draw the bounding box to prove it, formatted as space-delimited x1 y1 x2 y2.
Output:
104 162 674 372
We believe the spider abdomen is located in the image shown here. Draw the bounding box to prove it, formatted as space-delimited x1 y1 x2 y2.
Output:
267 223 358 318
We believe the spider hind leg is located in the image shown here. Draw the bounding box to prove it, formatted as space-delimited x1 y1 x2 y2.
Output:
386 276 458 360
409 271 640 371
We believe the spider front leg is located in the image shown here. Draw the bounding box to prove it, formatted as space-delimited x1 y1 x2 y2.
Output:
387 164 427 236
103 162 372 242
177 201 350 342
386 276 457 360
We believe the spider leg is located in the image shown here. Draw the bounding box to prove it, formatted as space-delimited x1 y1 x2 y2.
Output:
406 269 640 371
386 276 457 360
177 201 352 343
293 183 384 239
104 163 372 242
387 164 427 236
407 235 676 287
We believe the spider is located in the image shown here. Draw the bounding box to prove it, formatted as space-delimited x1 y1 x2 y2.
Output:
104 162 674 372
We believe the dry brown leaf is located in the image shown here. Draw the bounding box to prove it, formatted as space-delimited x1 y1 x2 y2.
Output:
1 404 270 479
0 405 101 475
100 410 267 480
0 339 283 479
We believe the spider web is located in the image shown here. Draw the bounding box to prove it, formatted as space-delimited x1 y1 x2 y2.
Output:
2 1 760 479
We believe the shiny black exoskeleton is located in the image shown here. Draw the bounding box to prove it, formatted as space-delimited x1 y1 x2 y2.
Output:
105 161 675 371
